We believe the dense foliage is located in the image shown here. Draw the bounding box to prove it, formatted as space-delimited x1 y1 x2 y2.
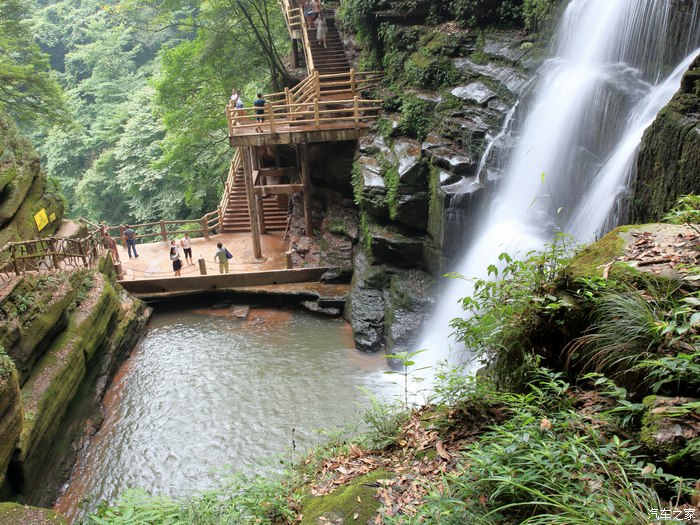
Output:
9 0 289 226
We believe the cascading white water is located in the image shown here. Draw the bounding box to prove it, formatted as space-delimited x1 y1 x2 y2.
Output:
419 0 700 367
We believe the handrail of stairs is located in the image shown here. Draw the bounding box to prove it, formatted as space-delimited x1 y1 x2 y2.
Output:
279 0 303 37
218 148 242 230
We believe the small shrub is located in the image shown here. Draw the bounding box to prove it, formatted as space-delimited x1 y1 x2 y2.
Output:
383 164 399 220
397 96 433 141
662 193 700 233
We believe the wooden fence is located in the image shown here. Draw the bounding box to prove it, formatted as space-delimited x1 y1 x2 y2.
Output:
0 231 105 283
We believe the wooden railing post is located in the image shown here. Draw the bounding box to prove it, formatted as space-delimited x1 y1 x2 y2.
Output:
218 205 223 232
160 220 168 242
11 245 20 276
314 99 320 128
202 216 210 239
79 239 88 267
354 96 359 126
315 70 320 98
119 225 126 247
50 237 60 270
350 69 356 95
268 103 276 133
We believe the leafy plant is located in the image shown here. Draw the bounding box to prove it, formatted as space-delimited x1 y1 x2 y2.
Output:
385 349 429 408
359 389 410 448
448 239 575 386
662 194 700 234
387 374 684 525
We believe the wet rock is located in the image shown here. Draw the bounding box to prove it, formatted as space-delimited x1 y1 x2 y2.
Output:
483 32 532 65
369 225 424 267
429 147 476 176
392 138 423 187
359 133 392 155
301 300 342 317
384 268 436 353
441 175 483 195
421 132 449 152
229 305 250 319
451 82 496 106
438 170 461 186
394 192 429 232
347 251 386 351
357 156 388 219
454 58 529 96
415 91 443 104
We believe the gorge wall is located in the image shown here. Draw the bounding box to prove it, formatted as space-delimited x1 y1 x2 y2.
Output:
0 114 151 507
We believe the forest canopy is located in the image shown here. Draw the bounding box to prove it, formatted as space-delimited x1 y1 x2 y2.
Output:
5 0 289 226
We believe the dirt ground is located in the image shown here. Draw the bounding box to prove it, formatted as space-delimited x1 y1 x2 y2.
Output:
115 232 290 280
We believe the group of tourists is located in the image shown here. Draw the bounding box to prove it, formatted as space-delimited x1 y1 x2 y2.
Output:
117 226 234 277
303 0 327 46
167 235 232 276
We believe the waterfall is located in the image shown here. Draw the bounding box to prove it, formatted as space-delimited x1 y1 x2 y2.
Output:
419 0 700 367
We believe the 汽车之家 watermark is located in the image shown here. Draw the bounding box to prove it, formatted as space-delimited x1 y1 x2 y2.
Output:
648 508 696 522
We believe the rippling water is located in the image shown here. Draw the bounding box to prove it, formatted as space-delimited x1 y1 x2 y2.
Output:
55 307 395 521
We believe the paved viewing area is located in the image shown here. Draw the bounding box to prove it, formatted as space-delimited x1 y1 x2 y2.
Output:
116 232 289 280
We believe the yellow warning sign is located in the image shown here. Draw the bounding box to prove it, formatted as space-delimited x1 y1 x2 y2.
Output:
34 209 49 231
49 212 56 222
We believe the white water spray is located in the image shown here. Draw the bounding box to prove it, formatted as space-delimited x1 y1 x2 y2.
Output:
419 0 700 368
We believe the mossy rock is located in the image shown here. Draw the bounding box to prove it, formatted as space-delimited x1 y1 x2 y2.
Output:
73 274 120 364
0 502 67 525
15 328 86 484
0 351 21 488
0 165 37 225
0 172 63 260
300 468 388 525
640 395 700 467
0 273 82 385
564 224 691 285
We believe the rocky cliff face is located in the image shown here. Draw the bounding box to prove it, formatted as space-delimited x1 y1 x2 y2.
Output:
0 260 150 504
340 22 539 351
0 117 151 507
0 114 63 253
630 55 700 223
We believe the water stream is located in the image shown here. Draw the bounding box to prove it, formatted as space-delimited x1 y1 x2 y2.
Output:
54 307 395 522
420 0 700 364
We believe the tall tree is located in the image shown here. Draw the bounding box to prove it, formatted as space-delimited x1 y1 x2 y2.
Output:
0 0 69 125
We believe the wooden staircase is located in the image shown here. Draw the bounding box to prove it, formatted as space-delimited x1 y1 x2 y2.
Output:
306 12 350 75
221 164 288 233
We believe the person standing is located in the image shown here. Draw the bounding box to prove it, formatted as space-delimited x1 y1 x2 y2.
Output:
253 93 266 133
316 15 327 48
303 0 315 29
124 225 138 258
180 233 193 265
170 246 182 277
214 242 230 274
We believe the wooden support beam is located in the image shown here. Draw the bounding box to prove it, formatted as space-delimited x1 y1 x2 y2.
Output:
292 39 300 68
242 147 263 259
256 194 267 234
258 167 299 179
297 144 313 235
254 184 304 196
